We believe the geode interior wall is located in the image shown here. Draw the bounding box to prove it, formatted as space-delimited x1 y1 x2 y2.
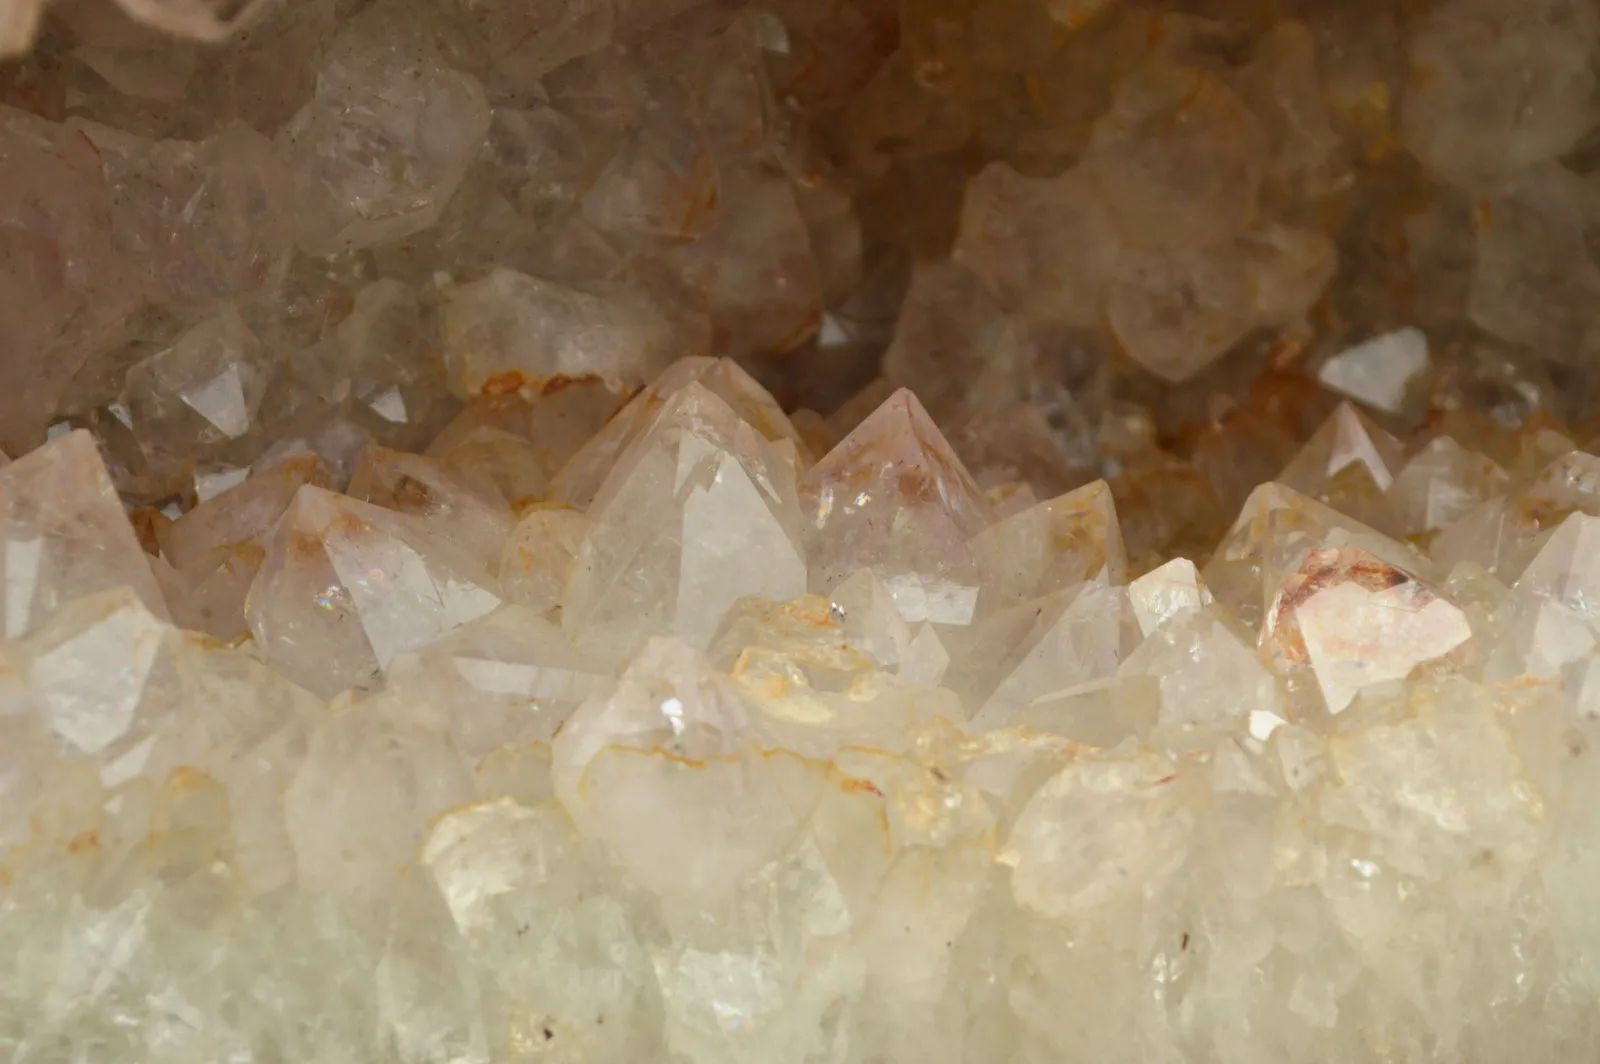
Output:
3 0 1600 1061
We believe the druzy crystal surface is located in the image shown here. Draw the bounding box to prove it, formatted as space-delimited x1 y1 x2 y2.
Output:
5 0 1600 1060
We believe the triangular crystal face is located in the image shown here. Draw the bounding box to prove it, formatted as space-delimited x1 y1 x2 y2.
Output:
385 604 613 756
1277 401 1406 530
25 587 171 766
972 479 1126 614
554 637 755 794
1203 481 1433 632
561 383 808 662
19 585 320 892
1120 604 1282 729
348 446 516 575
1431 450 1600 581
1513 511 1600 626
1284 403 1406 487
163 453 330 569
1315 327 1430 415
1260 546 1472 717
245 485 501 696
0 429 169 639
1387 436 1509 541
1128 557 1213 637
548 357 806 509
827 569 914 671
123 310 276 476
944 581 1141 731
798 388 994 626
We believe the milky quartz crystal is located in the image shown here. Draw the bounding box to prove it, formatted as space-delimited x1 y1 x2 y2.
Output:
10 0 1600 1059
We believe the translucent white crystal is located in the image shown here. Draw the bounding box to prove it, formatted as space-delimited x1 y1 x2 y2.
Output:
1317 328 1430 414
971 479 1126 613
1262 547 1473 714
276 10 492 253
1388 436 1509 538
1127 557 1212 636
246 485 501 695
285 698 476 898
549 357 805 510
1121 603 1282 727
0 429 168 639
799 389 992 625
562 383 808 661
9 2 1600 1057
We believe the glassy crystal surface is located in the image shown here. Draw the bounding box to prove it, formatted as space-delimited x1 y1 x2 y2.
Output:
800 388 992 625
5 0 1600 1058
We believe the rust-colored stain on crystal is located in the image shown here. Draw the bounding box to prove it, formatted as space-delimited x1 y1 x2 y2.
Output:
67 829 100 855
1263 547 1418 663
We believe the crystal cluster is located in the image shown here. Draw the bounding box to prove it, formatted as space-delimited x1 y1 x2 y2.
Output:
4 0 1600 1059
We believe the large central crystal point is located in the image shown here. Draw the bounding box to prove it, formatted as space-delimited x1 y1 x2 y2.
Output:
4 0 1600 1059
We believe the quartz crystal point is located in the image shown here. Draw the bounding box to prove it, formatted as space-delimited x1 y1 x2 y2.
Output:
668 162 824 357
276 8 492 254
20 0 1600 1057
458 0 614 87
245 484 500 695
122 310 278 480
1431 449 1600 580
1123 600 1283 729
562 382 807 662
1127 556 1212 637
549 356 806 510
1388 435 1510 540
799 388 992 625
1276 401 1407 532
386 603 612 756
1468 165 1600 362
0 429 168 638
348 445 516 575
950 579 1141 730
950 163 1115 333
551 637 800 904
971 479 1125 613
17 585 316 888
1261 546 1474 716
161 452 329 569
302 277 455 446
1087 58 1266 248
1203 481 1432 632
1106 242 1255 384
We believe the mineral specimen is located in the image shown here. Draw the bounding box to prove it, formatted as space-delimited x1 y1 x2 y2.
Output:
3 0 1600 1060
